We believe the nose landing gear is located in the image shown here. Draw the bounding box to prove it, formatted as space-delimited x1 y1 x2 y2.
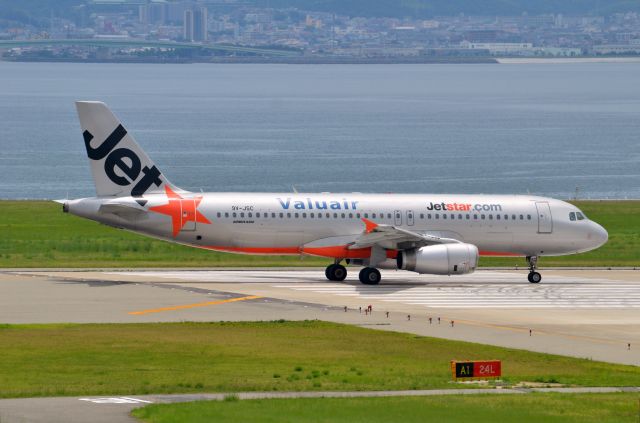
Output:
526 255 542 283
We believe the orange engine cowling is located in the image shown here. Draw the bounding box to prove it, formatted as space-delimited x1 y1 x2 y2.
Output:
397 243 479 275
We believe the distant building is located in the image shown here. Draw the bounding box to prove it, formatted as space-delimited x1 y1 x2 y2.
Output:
460 41 580 57
592 44 640 55
184 7 208 42
139 1 169 25
460 41 533 55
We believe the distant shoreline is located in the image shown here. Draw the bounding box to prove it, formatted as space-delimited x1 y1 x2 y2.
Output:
497 57 640 64
1 56 498 65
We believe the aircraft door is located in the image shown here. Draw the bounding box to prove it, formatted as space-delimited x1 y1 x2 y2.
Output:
535 201 553 233
394 210 402 226
406 210 415 226
182 199 197 231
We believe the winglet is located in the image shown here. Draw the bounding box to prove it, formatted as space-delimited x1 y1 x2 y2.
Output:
362 218 378 233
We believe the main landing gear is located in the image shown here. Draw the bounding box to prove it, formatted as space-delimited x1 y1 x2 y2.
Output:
325 262 347 281
359 267 381 285
324 261 382 285
526 255 542 283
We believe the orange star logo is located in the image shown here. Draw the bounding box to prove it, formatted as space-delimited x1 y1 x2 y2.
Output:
149 186 211 237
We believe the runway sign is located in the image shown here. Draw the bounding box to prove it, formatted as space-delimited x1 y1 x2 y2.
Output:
451 360 501 380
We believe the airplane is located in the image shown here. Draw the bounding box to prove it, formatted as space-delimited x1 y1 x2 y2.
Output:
59 101 609 285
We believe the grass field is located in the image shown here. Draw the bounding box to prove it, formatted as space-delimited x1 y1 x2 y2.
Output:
0 321 638 399
132 393 640 423
0 200 638 268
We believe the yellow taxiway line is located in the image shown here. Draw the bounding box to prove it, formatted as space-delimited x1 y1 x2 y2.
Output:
128 295 262 315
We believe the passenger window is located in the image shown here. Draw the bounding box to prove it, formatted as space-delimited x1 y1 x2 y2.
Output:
272 213 276 218
512 214 516 220
279 213 284 218
473 215 478 220
519 215 524 220
481 214 485 220
420 213 424 219
428 214 432 219
225 212 229 218
318 213 322 218
233 212 237 218
504 214 508 220
349 213 353 218
333 213 338 218
372 213 376 218
256 212 260 218
443 214 447 219
388 213 392 219
451 214 455 220
295 213 299 218
302 213 307 218
527 214 531 220
287 213 291 218
489 215 493 220
466 214 470 219
341 213 345 218
217 212 221 218
248 212 252 218
435 214 439 219
458 214 462 219
496 214 500 220
357 213 361 219
310 213 315 218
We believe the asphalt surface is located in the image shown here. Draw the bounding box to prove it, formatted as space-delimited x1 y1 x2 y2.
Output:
1 268 639 422
1 387 638 423
2 269 639 365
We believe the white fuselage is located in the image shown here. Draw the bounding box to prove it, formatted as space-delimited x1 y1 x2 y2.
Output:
67 192 608 260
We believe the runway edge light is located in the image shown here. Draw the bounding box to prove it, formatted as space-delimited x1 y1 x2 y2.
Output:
451 360 501 381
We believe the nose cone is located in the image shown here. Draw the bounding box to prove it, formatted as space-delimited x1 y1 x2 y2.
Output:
589 222 608 249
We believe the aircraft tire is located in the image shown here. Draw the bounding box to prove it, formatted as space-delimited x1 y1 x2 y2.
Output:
325 264 337 281
332 264 348 281
528 271 542 283
359 267 381 285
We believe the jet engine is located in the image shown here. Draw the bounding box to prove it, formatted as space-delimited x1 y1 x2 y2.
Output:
397 243 479 275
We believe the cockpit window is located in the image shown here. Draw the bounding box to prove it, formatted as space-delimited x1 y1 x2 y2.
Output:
569 212 576 221
576 212 585 221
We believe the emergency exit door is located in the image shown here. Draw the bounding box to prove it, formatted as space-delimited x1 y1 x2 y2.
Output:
394 210 402 226
535 201 553 233
406 210 415 226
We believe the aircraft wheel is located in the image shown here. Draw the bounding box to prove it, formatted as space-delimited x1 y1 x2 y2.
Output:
528 272 542 283
325 264 347 281
332 264 347 281
325 264 337 281
359 267 381 285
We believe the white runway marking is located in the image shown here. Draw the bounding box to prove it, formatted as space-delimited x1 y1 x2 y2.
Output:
79 397 152 404
112 270 640 309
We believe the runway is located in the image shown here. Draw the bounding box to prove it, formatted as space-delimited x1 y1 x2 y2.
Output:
116 270 640 309
1 269 639 366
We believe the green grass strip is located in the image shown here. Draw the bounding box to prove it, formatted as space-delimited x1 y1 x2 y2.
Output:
0 321 638 398
132 393 640 423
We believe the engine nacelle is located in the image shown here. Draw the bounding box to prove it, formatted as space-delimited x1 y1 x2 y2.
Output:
397 243 479 275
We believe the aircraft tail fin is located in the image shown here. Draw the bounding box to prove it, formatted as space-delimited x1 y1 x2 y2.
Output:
75 101 176 197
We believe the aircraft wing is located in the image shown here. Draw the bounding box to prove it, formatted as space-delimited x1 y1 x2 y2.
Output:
348 219 461 250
